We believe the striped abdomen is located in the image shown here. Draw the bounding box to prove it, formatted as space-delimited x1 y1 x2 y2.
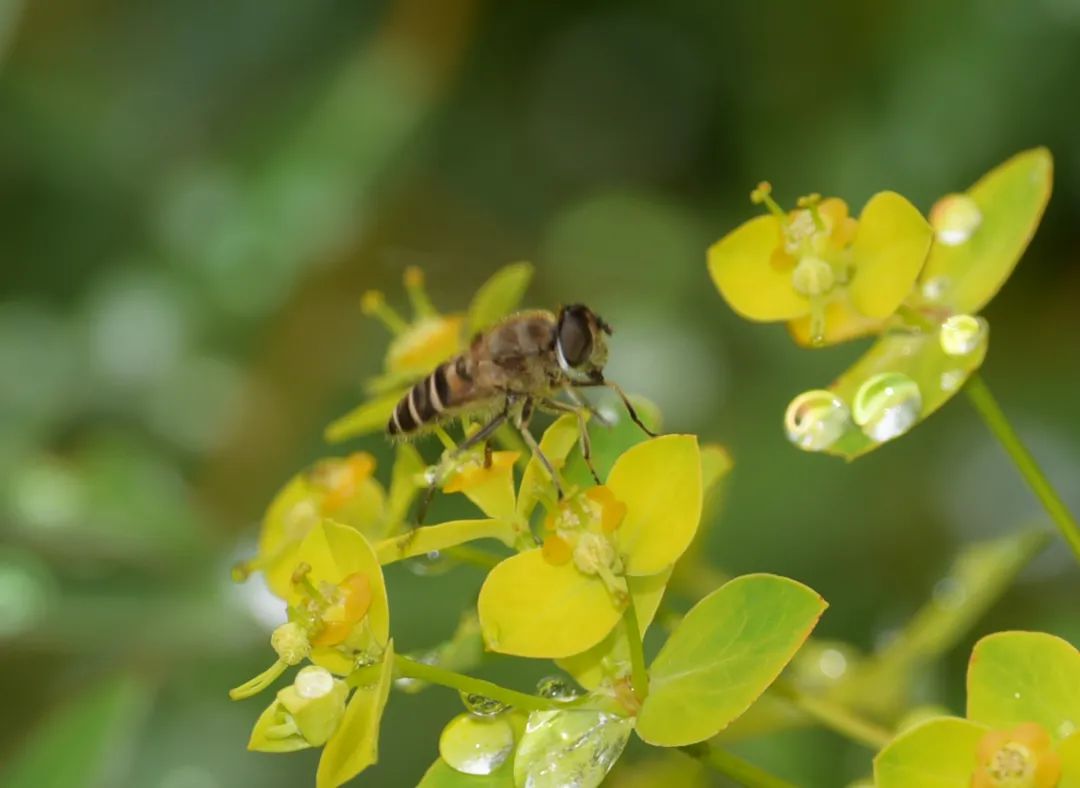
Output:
387 357 473 437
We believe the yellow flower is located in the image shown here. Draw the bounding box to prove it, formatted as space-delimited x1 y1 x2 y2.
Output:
478 435 703 659
443 450 522 520
973 723 1062 788
325 263 534 442
237 447 423 599
708 183 931 346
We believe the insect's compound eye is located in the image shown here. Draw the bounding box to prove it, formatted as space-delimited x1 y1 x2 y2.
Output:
558 306 594 368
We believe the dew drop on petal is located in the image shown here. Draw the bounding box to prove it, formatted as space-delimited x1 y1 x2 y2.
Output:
939 314 988 357
459 691 509 717
536 676 582 702
852 372 922 443
439 713 514 776
921 276 951 303
294 665 335 699
930 194 982 246
940 369 965 393
407 550 455 576
514 709 632 788
784 389 850 452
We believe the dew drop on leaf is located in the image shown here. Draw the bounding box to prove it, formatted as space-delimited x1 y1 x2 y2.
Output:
852 372 922 443
514 709 632 788
784 389 850 452
939 314 988 357
459 691 509 717
921 276 951 302
535 676 581 701
439 713 514 776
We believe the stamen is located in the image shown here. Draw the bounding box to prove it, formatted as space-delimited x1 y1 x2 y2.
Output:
360 290 408 334
808 299 828 347
403 266 437 318
229 659 287 700
750 181 787 221
291 563 329 608
797 193 825 232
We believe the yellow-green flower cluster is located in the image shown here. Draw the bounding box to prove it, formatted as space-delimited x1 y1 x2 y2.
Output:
709 148 1053 459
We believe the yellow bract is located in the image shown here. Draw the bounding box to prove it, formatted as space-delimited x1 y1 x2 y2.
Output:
477 548 624 659
708 189 931 346
444 450 521 520
291 520 390 652
608 434 702 576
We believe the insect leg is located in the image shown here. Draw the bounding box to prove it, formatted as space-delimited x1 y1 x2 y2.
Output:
574 378 658 438
537 398 601 485
514 397 566 499
563 386 613 428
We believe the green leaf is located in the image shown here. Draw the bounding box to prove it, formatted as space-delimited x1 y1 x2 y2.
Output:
607 434 702 576
967 631 1080 738
417 758 514 787
324 389 405 443
822 322 987 460
873 717 986 788
467 262 534 336
316 641 396 788
920 147 1053 315
2 675 150 788
637 573 826 746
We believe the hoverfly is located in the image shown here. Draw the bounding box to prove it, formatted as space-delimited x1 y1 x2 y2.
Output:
387 304 655 520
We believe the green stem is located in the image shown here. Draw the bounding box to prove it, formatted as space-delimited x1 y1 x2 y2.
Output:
773 681 891 750
681 743 796 788
393 655 561 712
622 596 650 701
965 373 1080 564
375 519 516 565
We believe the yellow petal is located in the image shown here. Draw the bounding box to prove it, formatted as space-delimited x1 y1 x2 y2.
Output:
557 569 672 690
849 191 932 319
291 520 390 647
386 315 463 376
607 435 703 576
478 549 623 658
707 215 809 322
444 451 520 520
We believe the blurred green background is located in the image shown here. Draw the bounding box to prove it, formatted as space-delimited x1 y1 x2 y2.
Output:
2 0 1079 785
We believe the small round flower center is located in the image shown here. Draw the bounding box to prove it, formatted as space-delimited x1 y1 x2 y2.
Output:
271 622 311 665
791 256 836 297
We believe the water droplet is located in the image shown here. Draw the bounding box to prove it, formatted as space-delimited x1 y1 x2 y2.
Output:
940 370 965 392
1058 720 1076 739
459 692 509 717
784 390 850 452
423 467 439 485
921 276 951 303
407 550 455 576
852 372 922 443
932 577 967 609
439 713 514 776
1013 692 1022 700
294 665 335 699
939 314 988 357
514 709 632 788
930 194 982 246
536 676 581 701
818 648 848 680
394 650 436 692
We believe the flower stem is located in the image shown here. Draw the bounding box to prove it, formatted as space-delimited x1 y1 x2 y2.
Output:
965 373 1080 564
680 743 796 788
622 596 650 702
773 680 891 750
393 655 561 712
